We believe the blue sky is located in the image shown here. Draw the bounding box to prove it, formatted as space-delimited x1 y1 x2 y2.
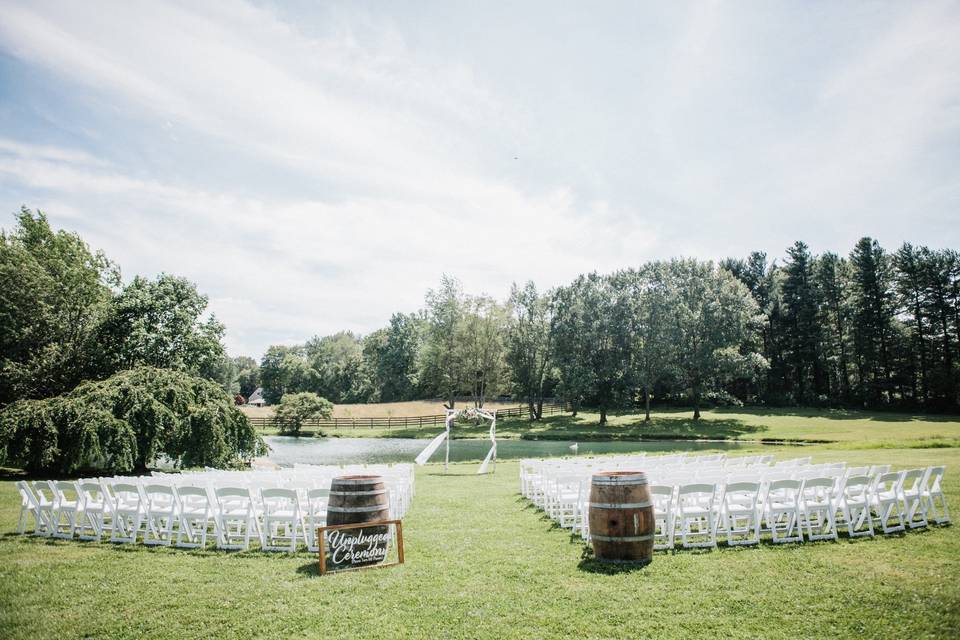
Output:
1 1 958 358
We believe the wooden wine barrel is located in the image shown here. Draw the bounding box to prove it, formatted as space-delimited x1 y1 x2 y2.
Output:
326 475 391 568
588 471 654 565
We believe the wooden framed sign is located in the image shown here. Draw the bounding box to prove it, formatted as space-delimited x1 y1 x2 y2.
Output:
317 520 404 575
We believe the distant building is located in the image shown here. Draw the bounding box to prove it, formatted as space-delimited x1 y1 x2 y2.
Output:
247 387 266 407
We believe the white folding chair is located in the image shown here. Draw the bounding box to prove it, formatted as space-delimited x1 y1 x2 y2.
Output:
30 481 58 538
870 471 905 534
109 483 145 544
304 487 329 553
651 485 676 550
764 479 803 543
922 466 950 525
260 488 303 552
799 477 838 542
143 484 179 546
835 475 874 538
50 481 83 540
675 483 719 549
552 475 582 529
77 481 111 541
215 487 259 550
175 486 213 549
15 481 54 536
720 481 762 546
899 469 928 529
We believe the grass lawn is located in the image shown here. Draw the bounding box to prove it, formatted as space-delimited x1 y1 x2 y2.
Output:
292 407 960 448
1 417 959 638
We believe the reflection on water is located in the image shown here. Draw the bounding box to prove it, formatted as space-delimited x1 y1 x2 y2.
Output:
263 436 746 466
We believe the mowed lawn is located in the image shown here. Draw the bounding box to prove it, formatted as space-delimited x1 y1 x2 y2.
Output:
319 407 960 446
1 439 959 638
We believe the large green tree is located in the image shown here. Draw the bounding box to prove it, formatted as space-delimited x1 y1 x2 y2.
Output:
259 345 317 404
0 208 118 405
849 237 896 406
651 259 767 420
95 274 227 379
419 275 469 408
363 313 423 402
233 356 260 398
0 366 264 473
781 241 823 403
551 273 634 425
506 282 553 420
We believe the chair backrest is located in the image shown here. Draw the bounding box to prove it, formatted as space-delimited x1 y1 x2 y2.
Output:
875 471 903 494
679 483 715 496
725 481 760 496
31 481 55 504
176 486 210 509
53 481 80 503
16 481 40 508
79 482 106 505
111 482 141 501
678 483 716 508
842 475 871 499
767 479 802 504
925 466 945 493
143 484 176 507
900 468 924 493
801 477 834 491
260 487 298 514
215 487 252 509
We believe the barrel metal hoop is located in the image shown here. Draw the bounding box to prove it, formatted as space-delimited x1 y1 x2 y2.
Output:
591 476 649 487
589 533 654 542
589 501 652 509
329 490 387 496
333 479 384 486
591 475 648 486
327 505 390 513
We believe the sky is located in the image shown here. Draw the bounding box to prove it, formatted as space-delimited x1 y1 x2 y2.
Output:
0 1 958 359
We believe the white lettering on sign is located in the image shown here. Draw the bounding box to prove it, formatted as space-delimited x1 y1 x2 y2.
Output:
327 527 391 566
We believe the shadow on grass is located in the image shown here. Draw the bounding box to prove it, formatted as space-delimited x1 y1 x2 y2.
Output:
296 561 320 577
577 547 650 574
513 414 769 442
711 406 960 423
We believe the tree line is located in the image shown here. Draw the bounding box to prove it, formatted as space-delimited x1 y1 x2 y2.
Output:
244 242 960 420
4 207 958 431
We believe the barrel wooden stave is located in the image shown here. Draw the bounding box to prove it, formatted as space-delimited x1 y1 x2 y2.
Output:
326 475 390 526
325 475 391 569
588 471 654 565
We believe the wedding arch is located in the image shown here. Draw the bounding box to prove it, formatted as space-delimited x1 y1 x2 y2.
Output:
414 407 497 474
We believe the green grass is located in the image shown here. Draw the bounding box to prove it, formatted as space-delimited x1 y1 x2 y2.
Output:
279 406 960 447
1 415 960 638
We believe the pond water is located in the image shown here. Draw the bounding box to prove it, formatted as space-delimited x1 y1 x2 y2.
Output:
263 436 748 467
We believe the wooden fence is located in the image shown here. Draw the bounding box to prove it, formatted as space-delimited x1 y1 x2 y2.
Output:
248 402 568 431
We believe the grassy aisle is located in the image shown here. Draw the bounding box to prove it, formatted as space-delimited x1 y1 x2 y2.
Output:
1 447 959 639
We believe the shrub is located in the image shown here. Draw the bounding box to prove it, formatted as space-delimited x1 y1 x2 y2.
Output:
0 366 266 473
274 392 333 436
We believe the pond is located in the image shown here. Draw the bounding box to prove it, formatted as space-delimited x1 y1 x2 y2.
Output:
262 436 749 467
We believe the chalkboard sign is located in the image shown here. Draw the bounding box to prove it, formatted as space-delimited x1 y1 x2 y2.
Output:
317 520 404 575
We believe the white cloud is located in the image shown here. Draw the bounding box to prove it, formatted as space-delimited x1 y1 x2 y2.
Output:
0 0 958 356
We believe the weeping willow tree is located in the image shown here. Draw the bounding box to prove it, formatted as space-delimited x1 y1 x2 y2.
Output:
0 366 266 473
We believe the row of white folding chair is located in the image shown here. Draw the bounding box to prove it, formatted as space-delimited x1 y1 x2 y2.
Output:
546 466 950 549
16 479 333 551
651 467 948 550
152 469 413 519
